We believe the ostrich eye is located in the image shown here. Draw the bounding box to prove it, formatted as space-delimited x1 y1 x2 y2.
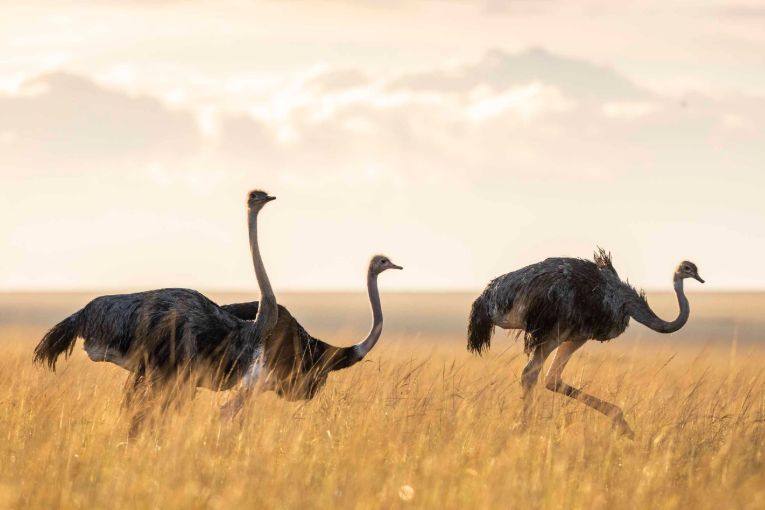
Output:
381 259 388 264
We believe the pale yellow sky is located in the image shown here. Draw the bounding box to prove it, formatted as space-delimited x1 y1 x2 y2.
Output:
1 1 764 291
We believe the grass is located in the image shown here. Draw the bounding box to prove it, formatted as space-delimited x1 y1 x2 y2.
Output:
1 324 764 509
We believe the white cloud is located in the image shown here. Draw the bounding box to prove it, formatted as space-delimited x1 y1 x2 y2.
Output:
2 73 198 153
195 106 220 141
466 83 572 122
1 49 764 289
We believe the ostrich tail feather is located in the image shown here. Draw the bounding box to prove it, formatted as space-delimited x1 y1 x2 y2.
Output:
33 312 80 371
467 296 493 355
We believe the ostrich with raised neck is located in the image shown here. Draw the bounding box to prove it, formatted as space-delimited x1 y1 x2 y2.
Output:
221 254 402 415
467 249 703 437
33 190 280 430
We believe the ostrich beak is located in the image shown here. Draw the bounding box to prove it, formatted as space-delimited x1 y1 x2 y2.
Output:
390 263 403 270
693 274 705 283
265 195 276 202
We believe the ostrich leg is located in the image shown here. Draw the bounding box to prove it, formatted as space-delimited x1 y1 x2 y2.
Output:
520 342 555 421
123 366 179 437
124 371 154 438
544 340 634 438
220 359 266 419
122 366 147 410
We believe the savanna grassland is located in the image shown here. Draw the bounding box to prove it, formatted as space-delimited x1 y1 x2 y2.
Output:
1 292 764 509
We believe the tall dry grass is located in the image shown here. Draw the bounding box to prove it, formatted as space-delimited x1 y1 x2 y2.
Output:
1 327 764 509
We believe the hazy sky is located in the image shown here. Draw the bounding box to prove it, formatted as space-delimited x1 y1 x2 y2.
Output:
1 1 764 291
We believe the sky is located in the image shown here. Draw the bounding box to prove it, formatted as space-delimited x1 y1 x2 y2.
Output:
1 0 764 291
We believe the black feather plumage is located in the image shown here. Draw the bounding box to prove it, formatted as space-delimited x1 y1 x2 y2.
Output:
34 289 262 389
468 250 647 354
221 301 358 400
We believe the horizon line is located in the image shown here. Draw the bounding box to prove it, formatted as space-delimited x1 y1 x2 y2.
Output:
0 287 758 295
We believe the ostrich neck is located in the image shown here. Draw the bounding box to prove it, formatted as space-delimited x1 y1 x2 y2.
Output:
628 276 690 334
328 269 383 370
248 208 277 340
355 269 383 357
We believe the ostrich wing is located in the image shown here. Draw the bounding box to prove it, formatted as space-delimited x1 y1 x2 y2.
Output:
221 301 360 373
221 301 260 320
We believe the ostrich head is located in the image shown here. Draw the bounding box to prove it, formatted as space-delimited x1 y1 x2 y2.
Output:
676 261 704 283
247 189 276 210
369 255 403 274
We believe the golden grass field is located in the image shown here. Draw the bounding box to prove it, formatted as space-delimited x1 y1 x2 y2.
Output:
1 292 764 509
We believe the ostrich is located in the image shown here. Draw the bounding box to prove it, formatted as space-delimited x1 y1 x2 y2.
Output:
219 254 402 416
467 248 703 437
33 190 279 430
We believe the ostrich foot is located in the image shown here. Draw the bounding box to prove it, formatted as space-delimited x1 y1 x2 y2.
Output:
612 413 635 439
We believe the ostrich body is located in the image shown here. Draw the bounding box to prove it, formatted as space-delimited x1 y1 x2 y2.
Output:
220 255 402 415
33 190 279 428
468 249 704 437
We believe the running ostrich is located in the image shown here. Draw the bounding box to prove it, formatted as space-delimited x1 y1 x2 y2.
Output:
219 254 402 416
33 190 280 429
467 248 704 437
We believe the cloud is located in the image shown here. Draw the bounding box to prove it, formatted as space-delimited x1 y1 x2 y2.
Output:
387 48 647 100
0 72 200 167
2 49 761 186
1 48 764 289
718 4 765 17
302 67 370 94
465 83 573 122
